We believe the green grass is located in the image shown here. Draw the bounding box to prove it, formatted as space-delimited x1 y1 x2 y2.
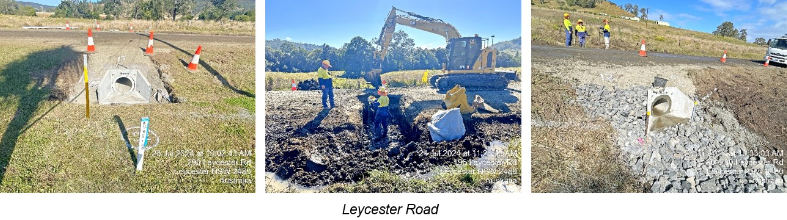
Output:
224 96 255 113
266 67 522 91
0 36 255 193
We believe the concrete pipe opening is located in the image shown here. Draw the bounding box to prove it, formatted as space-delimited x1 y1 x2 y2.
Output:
651 95 671 116
113 77 134 93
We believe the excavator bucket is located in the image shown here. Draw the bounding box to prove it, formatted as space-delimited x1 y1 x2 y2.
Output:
443 85 475 114
364 69 383 88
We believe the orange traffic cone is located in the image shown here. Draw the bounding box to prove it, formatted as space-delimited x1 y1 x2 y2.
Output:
721 50 727 63
87 28 95 53
382 79 387 88
292 79 297 91
765 56 770 67
66 21 70 30
639 39 647 57
96 21 101 31
144 31 154 55
187 46 202 72
129 24 133 32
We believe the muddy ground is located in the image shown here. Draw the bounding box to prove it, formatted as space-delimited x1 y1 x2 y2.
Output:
265 84 521 188
532 44 787 192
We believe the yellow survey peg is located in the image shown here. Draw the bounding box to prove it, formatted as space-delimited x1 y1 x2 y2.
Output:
83 54 89 118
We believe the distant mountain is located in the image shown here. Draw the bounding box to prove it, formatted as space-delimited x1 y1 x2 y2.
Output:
492 37 522 52
17 1 56 12
266 38 323 51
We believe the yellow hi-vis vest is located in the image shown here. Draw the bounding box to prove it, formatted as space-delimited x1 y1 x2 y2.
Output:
576 24 586 33
317 67 331 79
564 18 572 31
377 95 389 107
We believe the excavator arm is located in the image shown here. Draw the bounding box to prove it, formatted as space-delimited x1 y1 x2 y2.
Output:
365 7 462 88
375 7 461 60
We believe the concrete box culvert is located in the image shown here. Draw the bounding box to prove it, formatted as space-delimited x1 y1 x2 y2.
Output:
97 69 152 105
647 87 694 132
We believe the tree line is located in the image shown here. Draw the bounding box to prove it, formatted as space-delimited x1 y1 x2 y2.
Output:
2 0 254 21
265 30 522 78
0 0 36 16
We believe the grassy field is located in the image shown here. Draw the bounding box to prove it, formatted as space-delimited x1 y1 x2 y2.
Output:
0 14 254 36
265 67 522 91
531 2 766 60
0 33 255 192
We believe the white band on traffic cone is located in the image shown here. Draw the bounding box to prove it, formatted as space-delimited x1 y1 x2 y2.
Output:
88 37 94 45
191 55 200 64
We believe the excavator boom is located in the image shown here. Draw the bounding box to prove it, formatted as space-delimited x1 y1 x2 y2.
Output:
365 7 514 91
375 7 461 61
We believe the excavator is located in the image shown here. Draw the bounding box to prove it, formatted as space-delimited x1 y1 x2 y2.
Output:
363 7 517 92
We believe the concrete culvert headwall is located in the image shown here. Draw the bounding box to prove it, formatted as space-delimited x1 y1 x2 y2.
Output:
97 69 151 105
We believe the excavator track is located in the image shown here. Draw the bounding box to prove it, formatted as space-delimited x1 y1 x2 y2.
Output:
429 73 509 92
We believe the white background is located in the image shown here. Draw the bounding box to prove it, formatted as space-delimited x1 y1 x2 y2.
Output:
0 1 784 219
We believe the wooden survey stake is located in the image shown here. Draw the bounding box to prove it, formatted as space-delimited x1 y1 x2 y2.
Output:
136 117 150 171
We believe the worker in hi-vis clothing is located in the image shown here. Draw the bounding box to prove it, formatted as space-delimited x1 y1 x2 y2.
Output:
602 19 611 49
575 19 587 47
564 13 573 47
372 87 390 139
317 60 335 109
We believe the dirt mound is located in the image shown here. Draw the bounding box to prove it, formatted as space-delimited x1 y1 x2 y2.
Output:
297 79 320 90
690 66 787 171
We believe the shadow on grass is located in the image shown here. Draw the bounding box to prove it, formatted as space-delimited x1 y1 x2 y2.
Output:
0 46 78 186
139 33 255 98
113 115 137 167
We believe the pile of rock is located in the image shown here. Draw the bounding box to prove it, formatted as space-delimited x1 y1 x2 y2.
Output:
573 84 785 193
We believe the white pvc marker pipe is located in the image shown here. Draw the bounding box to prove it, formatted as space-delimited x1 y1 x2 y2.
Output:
136 117 150 171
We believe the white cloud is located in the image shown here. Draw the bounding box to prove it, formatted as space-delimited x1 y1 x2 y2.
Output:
746 1 787 41
700 0 751 12
285 37 292 41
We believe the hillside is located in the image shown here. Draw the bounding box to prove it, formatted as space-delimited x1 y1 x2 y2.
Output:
493 37 522 52
17 1 55 12
530 5 765 60
532 0 634 17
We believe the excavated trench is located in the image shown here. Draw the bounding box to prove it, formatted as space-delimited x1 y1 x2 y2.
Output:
266 91 521 187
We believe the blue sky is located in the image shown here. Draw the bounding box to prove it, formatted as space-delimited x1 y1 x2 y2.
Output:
265 0 522 49
24 0 73 6
616 0 787 42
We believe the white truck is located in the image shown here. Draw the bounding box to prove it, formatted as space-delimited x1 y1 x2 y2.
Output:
766 36 787 65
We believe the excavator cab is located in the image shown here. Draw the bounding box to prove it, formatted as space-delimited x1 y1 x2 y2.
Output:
446 37 484 70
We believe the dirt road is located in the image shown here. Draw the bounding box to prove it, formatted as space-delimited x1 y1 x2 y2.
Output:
532 44 787 193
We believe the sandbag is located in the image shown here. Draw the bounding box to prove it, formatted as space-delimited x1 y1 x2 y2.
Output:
427 108 466 142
